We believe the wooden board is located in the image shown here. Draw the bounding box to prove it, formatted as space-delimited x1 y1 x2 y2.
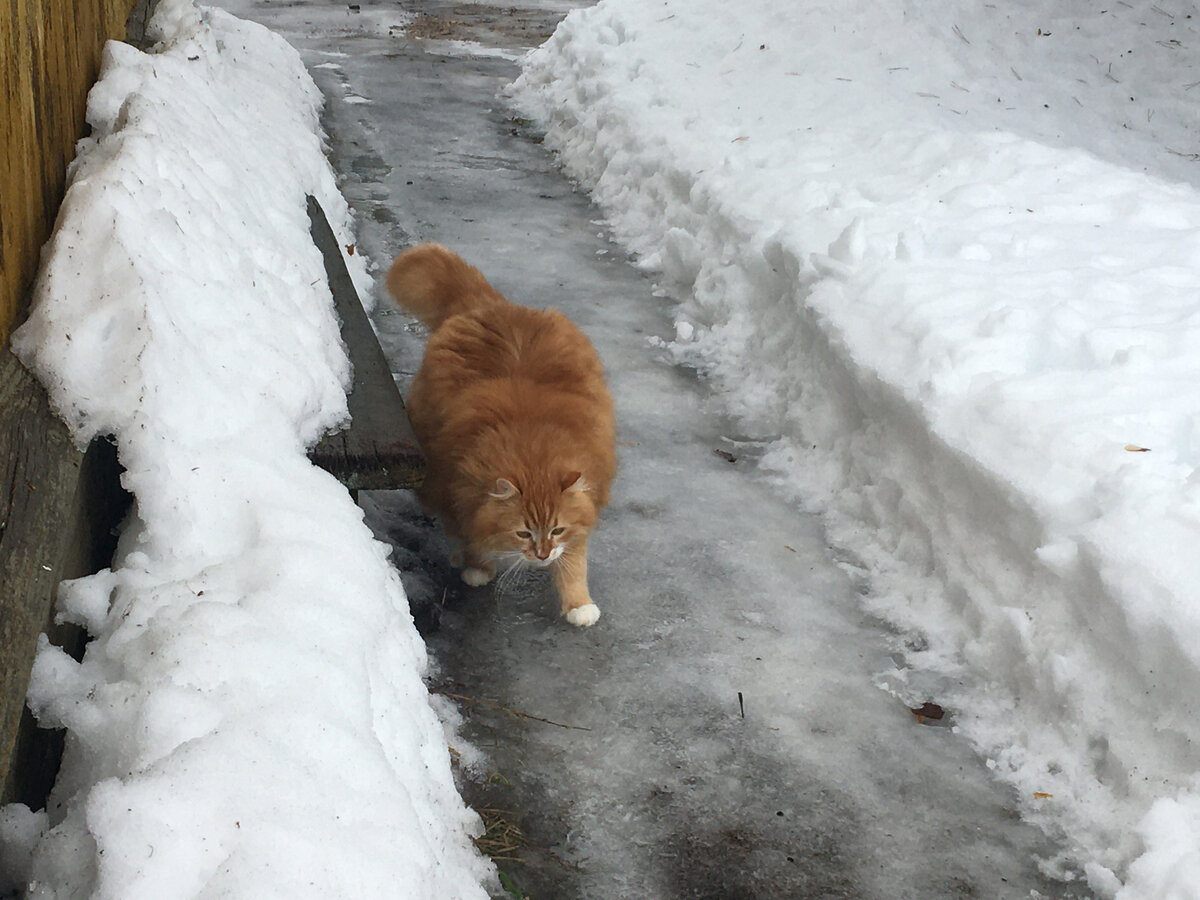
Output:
306 197 425 491
0 349 126 805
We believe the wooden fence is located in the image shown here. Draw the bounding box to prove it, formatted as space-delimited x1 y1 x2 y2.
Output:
1 0 139 807
1 0 138 346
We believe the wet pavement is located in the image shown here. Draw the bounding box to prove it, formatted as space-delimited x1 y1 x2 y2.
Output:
217 2 1085 897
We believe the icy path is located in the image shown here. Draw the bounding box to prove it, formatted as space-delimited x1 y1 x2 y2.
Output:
218 1 1083 896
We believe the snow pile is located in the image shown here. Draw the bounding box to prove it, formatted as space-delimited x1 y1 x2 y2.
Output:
511 1 1200 896
1 2 490 897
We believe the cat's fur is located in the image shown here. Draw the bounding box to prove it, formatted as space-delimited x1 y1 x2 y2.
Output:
387 243 616 627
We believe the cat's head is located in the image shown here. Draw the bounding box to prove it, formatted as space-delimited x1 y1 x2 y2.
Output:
471 471 597 566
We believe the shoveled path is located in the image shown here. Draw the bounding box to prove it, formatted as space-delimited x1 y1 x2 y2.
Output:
220 2 1081 897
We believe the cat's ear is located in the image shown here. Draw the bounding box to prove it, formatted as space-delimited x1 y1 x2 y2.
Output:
489 478 520 499
560 471 590 493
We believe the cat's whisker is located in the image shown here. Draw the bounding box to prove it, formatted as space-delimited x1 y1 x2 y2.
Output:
496 571 527 601
492 554 531 599
554 549 581 575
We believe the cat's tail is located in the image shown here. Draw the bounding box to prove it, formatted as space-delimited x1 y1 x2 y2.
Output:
386 243 505 331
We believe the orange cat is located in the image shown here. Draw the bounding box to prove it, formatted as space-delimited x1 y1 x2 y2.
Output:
387 243 616 627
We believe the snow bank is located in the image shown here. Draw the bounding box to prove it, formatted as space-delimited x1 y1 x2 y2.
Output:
3 2 490 896
511 1 1200 895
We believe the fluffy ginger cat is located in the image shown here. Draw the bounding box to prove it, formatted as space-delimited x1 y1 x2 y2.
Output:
387 243 615 627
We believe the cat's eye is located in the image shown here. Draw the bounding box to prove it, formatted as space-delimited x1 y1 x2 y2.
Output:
515 530 533 540
550 526 566 537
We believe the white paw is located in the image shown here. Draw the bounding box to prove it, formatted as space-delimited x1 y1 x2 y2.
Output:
565 603 600 627
461 567 493 587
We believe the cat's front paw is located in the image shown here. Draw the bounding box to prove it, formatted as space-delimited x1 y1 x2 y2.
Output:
564 603 600 627
461 567 493 587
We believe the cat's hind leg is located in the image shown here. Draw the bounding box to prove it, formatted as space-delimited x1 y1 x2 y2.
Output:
553 540 600 627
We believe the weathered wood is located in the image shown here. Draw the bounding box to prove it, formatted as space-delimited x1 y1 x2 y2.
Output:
307 197 425 491
0 0 150 811
0 349 126 806
124 0 161 50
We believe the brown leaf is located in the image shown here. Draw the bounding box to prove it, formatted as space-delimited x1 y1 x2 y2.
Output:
910 701 945 723
345 244 356 256
713 449 739 463
1124 444 1151 452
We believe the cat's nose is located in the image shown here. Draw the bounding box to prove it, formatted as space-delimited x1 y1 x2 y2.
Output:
536 546 551 560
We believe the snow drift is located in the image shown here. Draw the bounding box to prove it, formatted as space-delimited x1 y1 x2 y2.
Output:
0 2 490 897
510 1 1200 896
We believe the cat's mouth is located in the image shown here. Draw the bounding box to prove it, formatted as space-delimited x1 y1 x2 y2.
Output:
524 547 564 567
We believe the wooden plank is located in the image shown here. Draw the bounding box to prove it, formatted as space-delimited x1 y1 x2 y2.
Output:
0 0 148 810
0 352 81 800
0 349 126 806
124 0 160 49
306 197 425 491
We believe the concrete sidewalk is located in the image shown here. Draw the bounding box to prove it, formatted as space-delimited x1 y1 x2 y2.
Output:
220 2 1081 897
